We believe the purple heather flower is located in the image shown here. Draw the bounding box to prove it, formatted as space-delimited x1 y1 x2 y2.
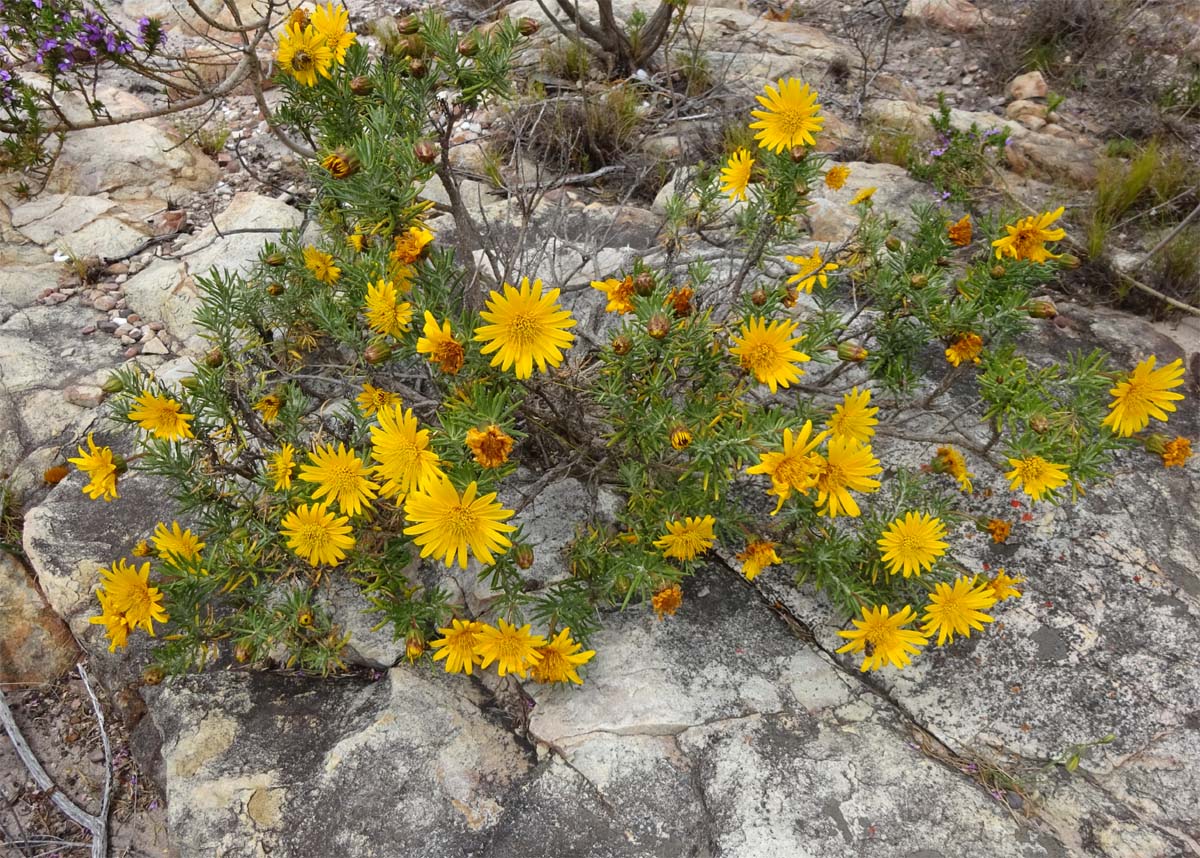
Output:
930 146 947 158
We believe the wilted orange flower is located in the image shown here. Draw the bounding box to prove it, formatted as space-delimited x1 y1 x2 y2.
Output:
947 214 972 246
651 584 683 619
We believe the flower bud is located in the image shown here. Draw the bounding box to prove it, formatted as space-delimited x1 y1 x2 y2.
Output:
132 539 152 557
413 140 439 165
112 455 129 476
101 374 125 394
518 17 540 35
267 282 285 296
43 465 69 485
179 376 199 390
514 544 535 569
909 273 928 287
264 252 286 267
406 634 426 662
782 287 798 308
750 287 767 306
669 426 693 450
885 236 902 252
141 666 165 686
408 57 428 78
837 341 868 362
990 264 1006 279
1060 253 1081 269
364 343 393 364
789 145 806 162
234 642 252 663
205 347 224 368
633 272 655 296
647 313 671 339
397 15 419 34
1142 433 1170 455
935 256 951 267
611 334 632 355
1025 298 1057 319
349 75 374 96
396 34 426 58
457 36 478 57
1030 415 1050 434
297 608 314 628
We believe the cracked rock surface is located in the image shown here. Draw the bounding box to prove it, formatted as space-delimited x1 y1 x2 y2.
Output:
149 569 1067 857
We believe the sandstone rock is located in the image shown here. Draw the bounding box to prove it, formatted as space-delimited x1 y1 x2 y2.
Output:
44 86 219 204
904 0 986 32
805 161 930 243
1005 98 1049 122
63 384 105 408
123 192 302 345
1007 70 1048 101
744 300 1199 858
145 668 531 857
0 551 79 684
316 575 409 669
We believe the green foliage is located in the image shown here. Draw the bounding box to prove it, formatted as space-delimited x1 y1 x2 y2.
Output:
79 21 1149 682
907 94 1009 205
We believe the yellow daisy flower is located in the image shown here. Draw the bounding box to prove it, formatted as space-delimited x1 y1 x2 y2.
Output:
591 276 636 314
824 164 850 190
68 433 119 501
276 23 333 87
363 279 414 338
826 386 878 443
356 382 400 417
310 2 356 64
299 442 379 516
651 584 683 619
280 502 355 567
921 576 997 646
530 628 596 684
785 247 839 293
947 214 972 246
1101 355 1185 437
89 589 134 652
474 277 577 379
370 404 443 498
987 569 1024 601
269 443 296 491
430 618 484 675
152 521 204 564
836 604 927 671
719 148 754 201
746 421 827 514
945 332 983 367
392 225 434 265
737 540 781 581
303 246 340 284
749 77 824 153
474 619 547 678
653 515 717 561
416 311 465 374
466 425 515 469
729 316 811 393
848 186 876 205
813 436 882 517
320 149 357 179
1006 455 1069 502
933 445 974 493
128 391 193 441
992 207 1066 263
403 476 516 568
97 558 169 636
254 392 283 424
1162 436 1192 468
877 512 948 578
986 519 1011 543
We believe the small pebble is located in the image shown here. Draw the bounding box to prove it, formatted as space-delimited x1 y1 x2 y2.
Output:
98 320 119 333
81 324 96 335
149 321 165 332
124 345 142 359
94 295 118 312
116 273 128 284
127 313 141 324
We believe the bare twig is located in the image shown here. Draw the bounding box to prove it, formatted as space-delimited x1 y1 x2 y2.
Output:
0 669 110 858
